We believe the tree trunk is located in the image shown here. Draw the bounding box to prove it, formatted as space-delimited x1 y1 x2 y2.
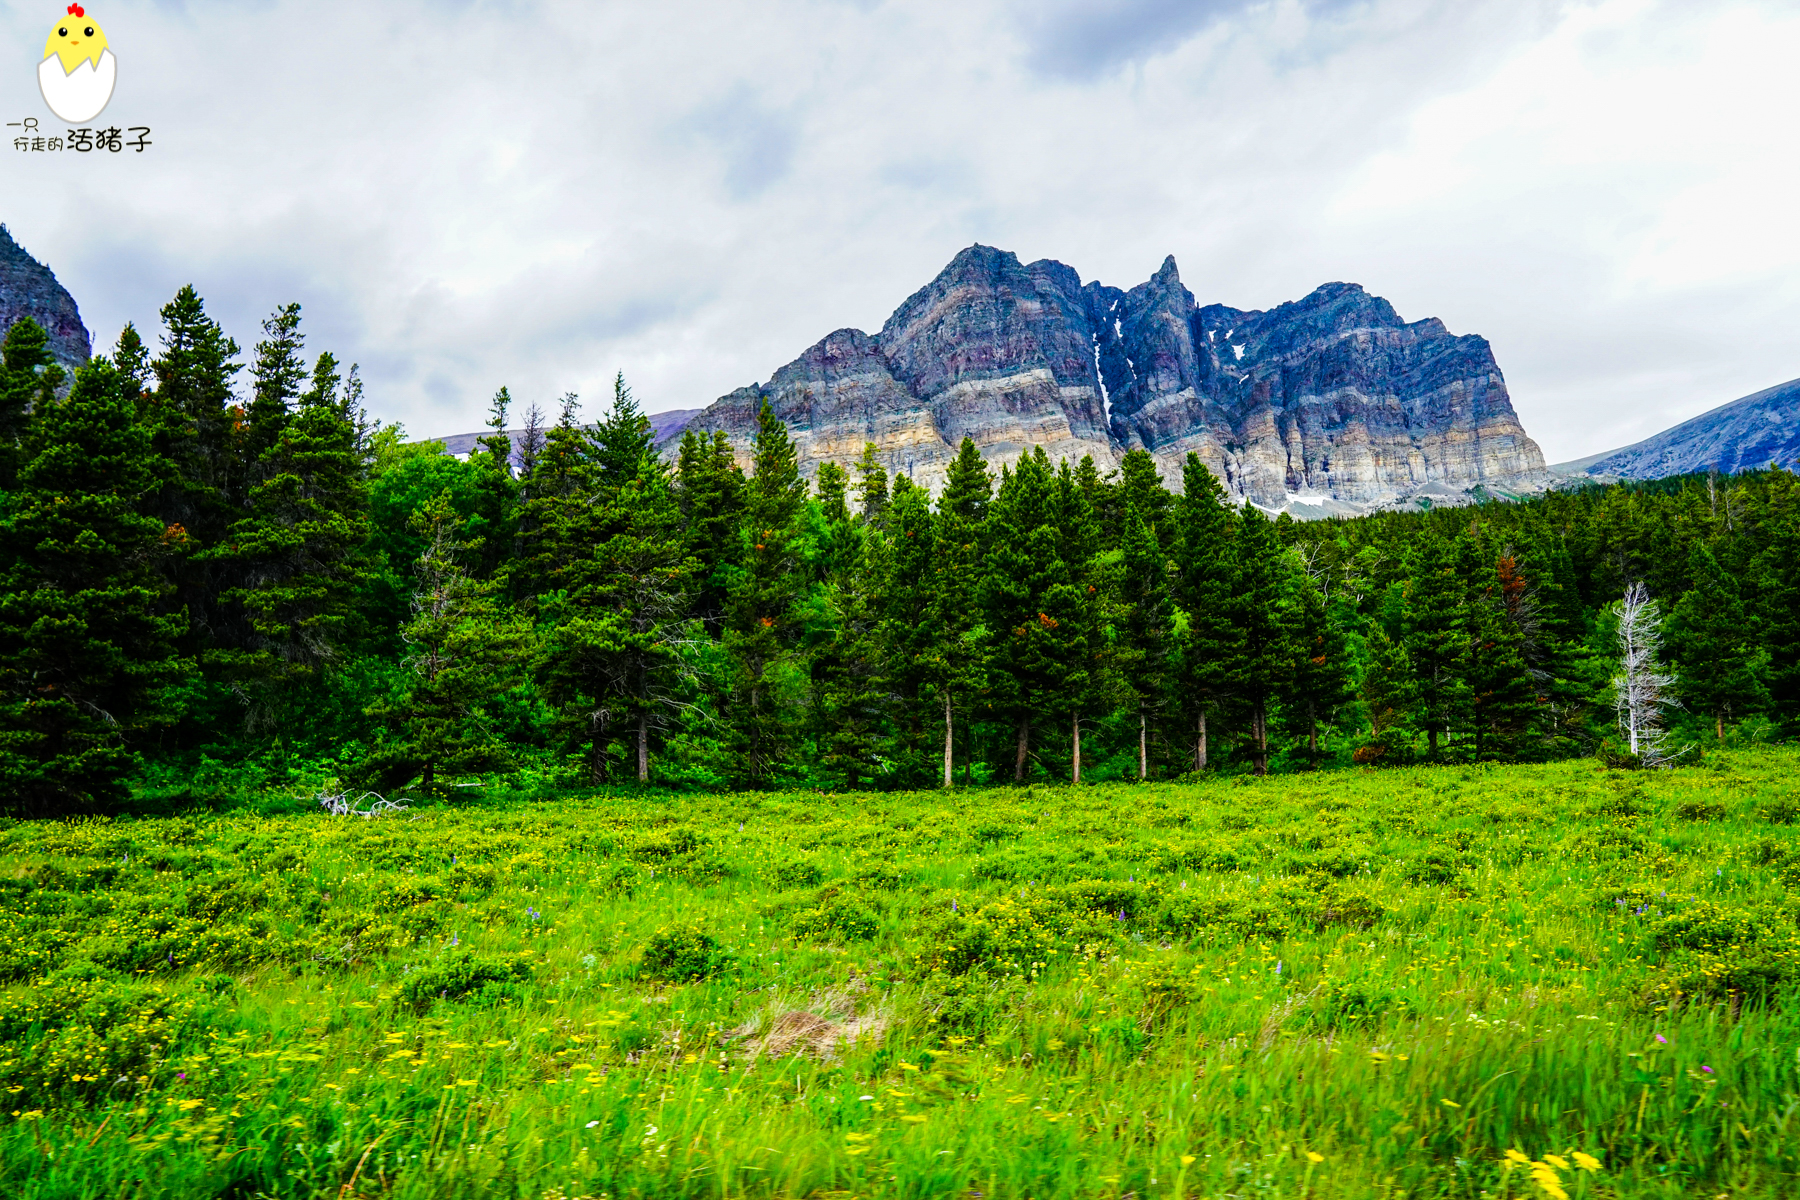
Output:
1428 726 1439 760
942 693 954 789
637 711 649 784
1717 712 1725 741
1196 709 1208 772
1252 704 1268 777
1014 715 1029 783
1139 711 1147 781
1307 703 1318 761
420 760 435 794
1072 712 1082 785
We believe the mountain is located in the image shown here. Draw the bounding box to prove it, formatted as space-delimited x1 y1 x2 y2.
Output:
1549 377 1800 483
668 245 1546 508
0 224 91 369
434 408 701 465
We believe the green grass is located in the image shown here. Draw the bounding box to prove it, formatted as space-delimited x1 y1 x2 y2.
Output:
4 751 1800 1199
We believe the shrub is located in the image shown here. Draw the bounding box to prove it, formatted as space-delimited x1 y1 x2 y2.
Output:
790 899 879 943
398 951 533 1014
1653 902 1767 953
633 826 706 860
1676 800 1727 822
848 861 908 890
1757 798 1799 825
1665 953 1794 1008
772 858 825 888
639 924 732 982
1308 977 1403 1028
1404 849 1465 885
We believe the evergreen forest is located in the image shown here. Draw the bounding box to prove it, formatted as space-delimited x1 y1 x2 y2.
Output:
4 295 1798 812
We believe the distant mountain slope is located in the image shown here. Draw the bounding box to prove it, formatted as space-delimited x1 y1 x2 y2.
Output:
1550 378 1800 482
672 244 1547 507
0 224 91 368
433 408 702 464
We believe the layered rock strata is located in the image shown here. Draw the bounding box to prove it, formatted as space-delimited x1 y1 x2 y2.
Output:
674 243 1548 506
0 224 91 369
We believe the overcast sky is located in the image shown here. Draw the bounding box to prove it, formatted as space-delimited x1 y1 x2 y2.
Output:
3 0 1796 462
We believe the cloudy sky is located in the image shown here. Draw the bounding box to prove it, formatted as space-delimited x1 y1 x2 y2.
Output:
2 0 1796 462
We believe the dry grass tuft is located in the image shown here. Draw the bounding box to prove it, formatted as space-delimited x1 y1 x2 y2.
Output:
729 1005 888 1061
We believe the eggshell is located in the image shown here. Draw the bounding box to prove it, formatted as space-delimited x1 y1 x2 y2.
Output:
39 50 116 124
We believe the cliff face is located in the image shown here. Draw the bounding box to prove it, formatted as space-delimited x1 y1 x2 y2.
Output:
0 225 91 369
671 245 1547 507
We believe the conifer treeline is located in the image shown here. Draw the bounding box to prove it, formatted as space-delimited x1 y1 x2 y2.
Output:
2 295 1796 809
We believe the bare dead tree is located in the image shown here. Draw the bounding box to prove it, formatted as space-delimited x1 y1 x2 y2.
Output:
1613 581 1677 765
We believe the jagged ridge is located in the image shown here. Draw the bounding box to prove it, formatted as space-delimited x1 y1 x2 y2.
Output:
670 245 1546 507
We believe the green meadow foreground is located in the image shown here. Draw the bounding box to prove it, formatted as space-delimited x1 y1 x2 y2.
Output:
4 754 1800 1199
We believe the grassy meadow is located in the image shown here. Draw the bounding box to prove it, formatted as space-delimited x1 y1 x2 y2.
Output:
4 752 1800 1199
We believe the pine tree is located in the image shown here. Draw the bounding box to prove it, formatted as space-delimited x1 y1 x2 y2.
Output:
0 317 65 489
514 393 592 604
1359 629 1415 763
0 358 185 811
1462 538 1539 761
816 462 850 527
724 400 809 787
146 287 243 652
868 475 935 782
927 438 991 787
468 386 518 580
538 378 696 783
980 448 1087 781
675 429 745 630
1403 531 1470 759
590 373 656 493
359 491 529 795
1526 530 1608 752
1170 455 1241 770
208 344 371 712
1116 454 1174 779
1752 507 1800 737
110 321 152 405
1055 459 1103 782
814 459 865 590
1668 542 1768 738
854 443 890 530
1229 504 1295 775
1280 571 1353 767
244 302 305 468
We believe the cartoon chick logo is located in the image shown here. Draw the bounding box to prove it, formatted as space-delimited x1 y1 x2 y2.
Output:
38 4 116 124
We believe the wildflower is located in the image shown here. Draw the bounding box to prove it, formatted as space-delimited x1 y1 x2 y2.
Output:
1305 1151 1324 1163
1655 1034 1667 1044
1503 1149 1531 1166
1543 1154 1569 1170
1529 1161 1568 1200
1440 1098 1461 1107
586 1120 600 1128
1701 1065 1713 1073
1572 1152 1602 1172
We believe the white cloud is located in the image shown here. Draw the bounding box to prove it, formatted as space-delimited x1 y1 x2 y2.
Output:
0 0 1793 461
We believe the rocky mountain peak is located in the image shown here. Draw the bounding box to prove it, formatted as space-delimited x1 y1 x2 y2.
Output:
0 224 91 369
670 243 1547 512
